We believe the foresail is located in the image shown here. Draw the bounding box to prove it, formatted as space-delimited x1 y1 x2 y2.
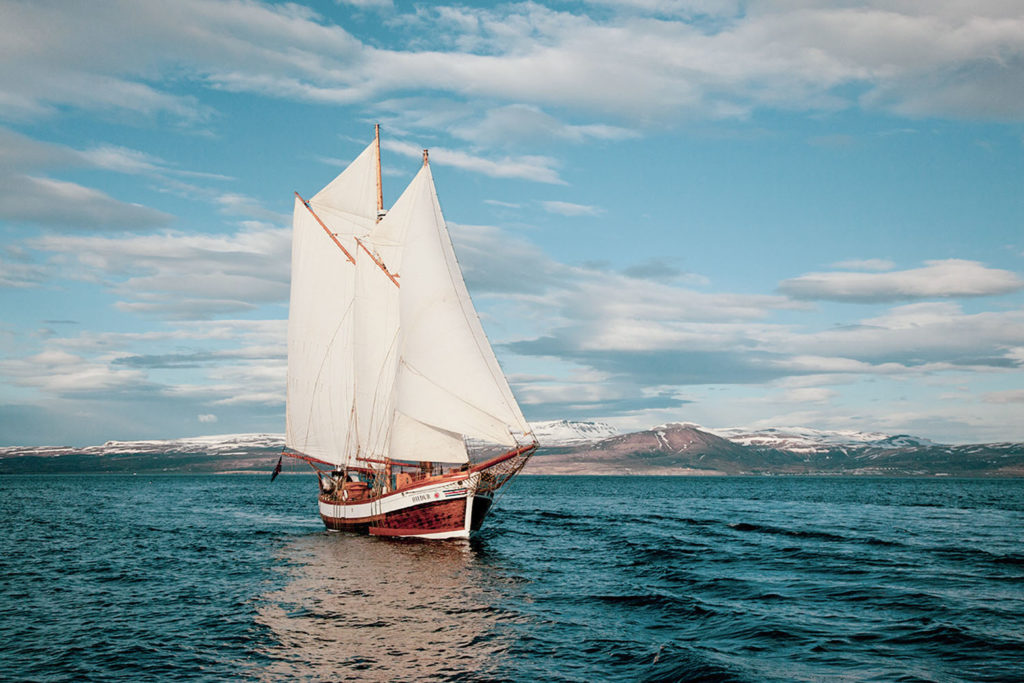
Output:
285 197 357 467
389 165 532 448
286 139 382 468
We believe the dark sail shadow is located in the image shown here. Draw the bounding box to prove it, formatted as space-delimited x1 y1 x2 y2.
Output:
254 533 516 680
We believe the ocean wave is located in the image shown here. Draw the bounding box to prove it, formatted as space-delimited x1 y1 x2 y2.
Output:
4 474 1023 682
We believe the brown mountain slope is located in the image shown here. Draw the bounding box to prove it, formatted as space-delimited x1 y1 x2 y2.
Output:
525 423 785 474
523 423 1024 476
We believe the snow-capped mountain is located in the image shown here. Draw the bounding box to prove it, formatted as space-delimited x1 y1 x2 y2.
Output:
89 433 286 455
529 420 619 445
0 433 285 458
4 422 1020 477
709 426 937 453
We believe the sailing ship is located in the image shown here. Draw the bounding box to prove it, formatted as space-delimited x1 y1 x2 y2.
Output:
282 127 537 540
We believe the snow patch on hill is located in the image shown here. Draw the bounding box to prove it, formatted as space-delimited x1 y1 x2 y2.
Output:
530 420 619 445
89 433 285 455
0 433 286 458
708 426 937 453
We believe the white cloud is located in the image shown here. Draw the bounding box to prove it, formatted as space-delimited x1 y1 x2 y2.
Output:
483 199 522 209
0 127 80 171
78 146 166 175
831 258 895 271
0 175 172 230
454 221 810 397
79 145 233 181
382 139 565 184
983 389 1024 404
0 127 237 231
0 254 52 288
5 207 1023 442
0 349 151 395
0 0 339 122
786 302 1024 367
770 387 838 404
620 259 709 284
514 376 625 408
542 201 605 217
114 297 261 319
583 0 742 18
779 259 1024 302
379 3 1024 121
448 222 561 298
50 320 286 357
454 104 639 147
30 224 291 318
337 0 393 8
451 221 801 324
215 194 290 223
0 319 287 418
3 1 1022 133
449 221 1024 418
773 355 905 376
0 126 228 181
0 310 290 443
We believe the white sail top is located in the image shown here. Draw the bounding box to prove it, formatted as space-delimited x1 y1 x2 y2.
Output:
286 137 531 468
309 138 379 233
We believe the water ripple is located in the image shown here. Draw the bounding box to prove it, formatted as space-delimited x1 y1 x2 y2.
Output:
2 475 1023 681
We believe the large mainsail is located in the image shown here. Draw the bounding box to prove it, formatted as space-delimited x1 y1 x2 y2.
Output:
286 139 532 471
384 164 532 461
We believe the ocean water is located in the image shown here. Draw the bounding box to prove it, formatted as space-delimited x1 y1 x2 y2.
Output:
1 475 1022 682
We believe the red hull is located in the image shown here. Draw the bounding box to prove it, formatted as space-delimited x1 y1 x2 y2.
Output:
299 442 536 539
320 496 472 537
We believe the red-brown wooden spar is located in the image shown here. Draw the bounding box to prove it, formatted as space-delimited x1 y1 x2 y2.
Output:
295 192 356 264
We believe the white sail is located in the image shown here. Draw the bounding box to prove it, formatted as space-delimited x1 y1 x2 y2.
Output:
285 196 357 467
388 165 531 451
388 412 468 464
285 140 379 468
351 243 400 461
349 163 418 462
309 138 379 231
287 138 531 471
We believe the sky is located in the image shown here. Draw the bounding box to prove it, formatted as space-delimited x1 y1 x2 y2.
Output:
1 0 1023 446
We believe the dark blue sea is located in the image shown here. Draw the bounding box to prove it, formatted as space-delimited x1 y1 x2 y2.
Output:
2 475 1022 682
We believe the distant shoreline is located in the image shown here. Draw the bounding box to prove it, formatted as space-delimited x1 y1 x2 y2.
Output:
4 422 1022 477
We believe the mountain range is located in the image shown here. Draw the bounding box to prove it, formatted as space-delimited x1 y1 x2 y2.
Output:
528 423 1024 477
2 421 1022 476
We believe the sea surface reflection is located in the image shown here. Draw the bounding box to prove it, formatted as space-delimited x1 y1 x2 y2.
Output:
255 533 517 681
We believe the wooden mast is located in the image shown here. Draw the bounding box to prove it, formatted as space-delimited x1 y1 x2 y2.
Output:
375 123 384 221
422 149 429 166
